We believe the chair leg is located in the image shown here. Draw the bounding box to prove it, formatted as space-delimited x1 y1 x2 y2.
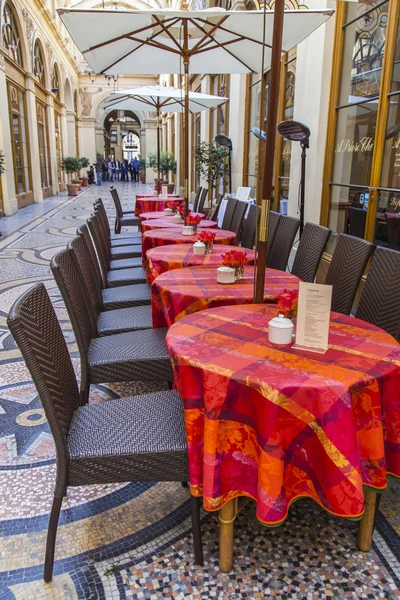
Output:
115 218 121 234
43 495 63 582
191 495 203 566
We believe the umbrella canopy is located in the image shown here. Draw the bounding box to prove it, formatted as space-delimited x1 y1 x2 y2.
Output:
103 85 228 113
58 8 333 76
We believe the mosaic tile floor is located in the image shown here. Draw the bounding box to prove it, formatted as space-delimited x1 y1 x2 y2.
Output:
1 182 400 599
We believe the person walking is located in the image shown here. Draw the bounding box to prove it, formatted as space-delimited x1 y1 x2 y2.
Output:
95 153 103 186
102 159 108 182
108 158 114 182
133 157 140 182
115 158 121 181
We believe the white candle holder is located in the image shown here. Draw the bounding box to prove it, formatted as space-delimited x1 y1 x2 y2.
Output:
173 214 183 223
217 266 235 284
268 314 294 345
164 208 173 216
182 225 194 235
193 241 206 255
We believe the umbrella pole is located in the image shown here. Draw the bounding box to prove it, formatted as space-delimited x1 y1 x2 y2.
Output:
156 106 161 191
184 58 190 217
254 0 285 303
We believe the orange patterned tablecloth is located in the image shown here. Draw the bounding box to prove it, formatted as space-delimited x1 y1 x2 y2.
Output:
134 197 185 216
138 211 205 223
142 228 236 263
147 244 257 284
152 266 298 327
166 303 400 524
142 219 217 233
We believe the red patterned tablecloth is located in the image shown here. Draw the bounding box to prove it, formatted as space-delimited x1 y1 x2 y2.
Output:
166 303 400 524
142 228 237 263
139 211 205 223
142 219 217 233
147 244 257 284
152 266 298 327
134 197 185 216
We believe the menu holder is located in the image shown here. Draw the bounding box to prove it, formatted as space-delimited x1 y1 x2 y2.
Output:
162 185 168 199
235 186 251 201
292 282 332 354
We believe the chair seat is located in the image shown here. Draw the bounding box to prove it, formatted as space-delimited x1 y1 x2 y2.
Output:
110 238 142 248
120 215 140 227
102 284 151 310
110 246 142 260
110 232 142 241
88 328 173 382
109 257 143 270
68 390 188 485
97 305 152 335
107 267 147 287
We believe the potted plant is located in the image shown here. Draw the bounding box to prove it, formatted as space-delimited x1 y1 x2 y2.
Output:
60 157 82 196
138 156 146 184
194 141 230 204
78 157 90 187
147 153 161 190
160 151 177 194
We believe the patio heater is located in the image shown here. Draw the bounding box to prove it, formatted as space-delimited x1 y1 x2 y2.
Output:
277 120 310 234
251 128 267 143
215 135 233 194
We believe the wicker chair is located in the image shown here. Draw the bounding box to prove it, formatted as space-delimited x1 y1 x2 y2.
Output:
266 211 281 260
208 194 223 222
92 208 142 260
111 186 140 233
7 283 203 583
355 246 400 341
69 236 152 335
197 188 208 214
94 199 142 248
347 206 367 239
192 187 202 212
291 222 331 282
385 214 400 251
241 204 261 250
229 201 248 241
325 233 374 315
221 197 238 230
51 248 173 403
76 224 151 309
267 215 300 271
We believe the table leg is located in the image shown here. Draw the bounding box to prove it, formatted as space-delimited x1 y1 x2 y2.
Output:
358 490 377 552
219 498 237 572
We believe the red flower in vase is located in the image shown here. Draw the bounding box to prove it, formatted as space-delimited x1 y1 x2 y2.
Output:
185 214 202 226
221 250 248 268
197 231 216 244
277 289 298 318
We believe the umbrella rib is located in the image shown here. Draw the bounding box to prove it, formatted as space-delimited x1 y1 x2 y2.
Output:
200 21 273 49
126 35 182 54
82 21 160 53
195 38 255 55
188 15 230 54
152 15 184 53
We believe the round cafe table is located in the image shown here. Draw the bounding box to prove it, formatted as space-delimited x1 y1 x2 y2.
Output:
152 266 299 327
142 219 217 233
166 303 400 571
139 211 205 223
142 228 237 263
134 196 185 216
147 244 257 283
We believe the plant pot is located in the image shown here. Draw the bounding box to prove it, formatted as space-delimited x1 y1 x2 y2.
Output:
67 183 80 196
155 179 168 193
140 174 146 184
71 179 82 190
166 183 175 194
80 177 89 187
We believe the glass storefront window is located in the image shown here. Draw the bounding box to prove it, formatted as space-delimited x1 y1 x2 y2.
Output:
54 112 64 184
8 83 31 196
246 72 269 193
278 53 296 203
2 3 22 66
37 101 51 189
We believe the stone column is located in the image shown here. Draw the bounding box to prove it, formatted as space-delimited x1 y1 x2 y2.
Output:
66 110 77 157
228 74 247 193
78 119 97 164
95 126 105 156
46 93 59 195
25 74 43 204
60 104 69 158
144 117 158 184
0 52 17 215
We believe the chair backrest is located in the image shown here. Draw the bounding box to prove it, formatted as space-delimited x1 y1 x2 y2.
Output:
197 188 208 214
386 214 400 251
51 248 96 372
68 235 103 323
325 233 374 315
291 222 331 282
193 187 202 212
76 223 105 290
230 200 248 238
348 206 367 239
110 187 123 218
221 197 238 230
7 283 79 465
87 213 111 276
93 200 113 248
266 211 281 259
355 246 400 341
94 198 111 239
208 194 223 222
241 204 260 249
267 215 300 271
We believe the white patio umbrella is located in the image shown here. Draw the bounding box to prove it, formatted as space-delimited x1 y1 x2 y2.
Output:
103 84 228 184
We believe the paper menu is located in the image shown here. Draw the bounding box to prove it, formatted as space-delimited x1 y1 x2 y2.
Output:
235 186 251 201
293 282 333 354
162 185 168 199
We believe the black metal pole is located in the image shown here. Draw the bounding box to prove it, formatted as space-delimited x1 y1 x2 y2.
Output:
229 149 232 194
300 143 307 235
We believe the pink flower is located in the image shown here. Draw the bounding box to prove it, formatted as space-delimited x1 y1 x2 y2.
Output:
185 214 202 226
221 250 248 268
197 231 216 243
277 289 298 317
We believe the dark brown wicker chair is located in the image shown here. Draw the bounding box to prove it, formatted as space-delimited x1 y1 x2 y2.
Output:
221 197 238 230
111 186 140 233
76 224 151 309
266 211 281 260
51 248 173 403
192 187 202 212
208 194 223 222
69 236 152 335
229 200 248 240
291 222 331 282
355 246 400 341
386 214 400 251
92 208 142 260
325 233 374 315
241 204 261 250
197 188 208 214
7 283 203 583
347 206 367 239
94 199 142 248
267 215 300 271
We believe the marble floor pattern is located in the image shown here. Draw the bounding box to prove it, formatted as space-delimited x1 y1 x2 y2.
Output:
0 182 400 600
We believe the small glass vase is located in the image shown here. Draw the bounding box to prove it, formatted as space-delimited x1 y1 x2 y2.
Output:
193 224 198 234
205 242 213 254
234 265 244 280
